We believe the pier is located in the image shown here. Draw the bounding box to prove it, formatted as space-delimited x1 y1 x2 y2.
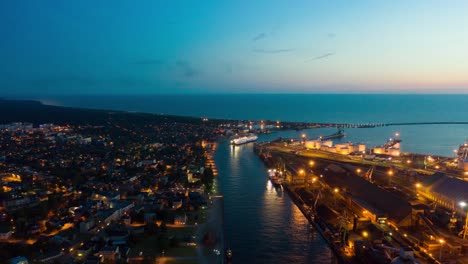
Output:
316 121 468 129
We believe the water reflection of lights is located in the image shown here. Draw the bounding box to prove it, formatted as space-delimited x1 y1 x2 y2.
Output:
230 144 242 159
291 203 306 226
266 179 273 191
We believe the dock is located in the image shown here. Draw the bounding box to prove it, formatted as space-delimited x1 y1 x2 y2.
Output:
254 139 468 264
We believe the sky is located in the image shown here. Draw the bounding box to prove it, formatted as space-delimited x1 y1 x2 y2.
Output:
1 0 468 95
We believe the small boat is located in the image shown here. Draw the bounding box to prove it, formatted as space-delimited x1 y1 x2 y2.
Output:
270 176 282 187
268 169 283 187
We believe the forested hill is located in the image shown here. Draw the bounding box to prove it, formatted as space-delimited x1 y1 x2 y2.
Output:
0 99 211 126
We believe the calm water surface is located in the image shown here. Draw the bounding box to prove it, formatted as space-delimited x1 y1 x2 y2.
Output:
215 137 334 264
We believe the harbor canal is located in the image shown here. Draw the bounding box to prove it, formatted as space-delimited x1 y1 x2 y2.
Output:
215 133 334 263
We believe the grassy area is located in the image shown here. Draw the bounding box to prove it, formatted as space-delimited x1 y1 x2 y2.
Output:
131 226 197 259
185 207 209 225
132 235 162 258
167 226 195 235
166 246 197 257
165 259 198 264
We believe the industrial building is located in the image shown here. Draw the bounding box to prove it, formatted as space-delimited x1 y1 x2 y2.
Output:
419 172 468 213
305 140 366 155
320 165 418 228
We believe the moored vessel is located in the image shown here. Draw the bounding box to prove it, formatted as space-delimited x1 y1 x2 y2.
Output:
231 134 258 145
319 128 345 140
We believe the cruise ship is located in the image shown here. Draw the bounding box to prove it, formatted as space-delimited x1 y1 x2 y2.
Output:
231 134 258 145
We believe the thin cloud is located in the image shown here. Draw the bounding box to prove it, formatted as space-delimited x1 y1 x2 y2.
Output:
252 33 267 41
27 74 155 90
306 52 335 61
328 33 336 38
31 75 98 87
176 60 199 77
253 48 294 54
134 59 164 65
224 63 233 74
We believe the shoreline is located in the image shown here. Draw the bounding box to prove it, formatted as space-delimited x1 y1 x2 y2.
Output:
281 183 352 264
5 98 468 133
254 138 468 263
253 144 351 263
196 141 226 264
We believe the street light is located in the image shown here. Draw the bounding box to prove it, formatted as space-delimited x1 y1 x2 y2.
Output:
333 188 339 205
309 160 315 167
388 170 394 185
460 201 468 239
439 239 445 261
362 231 368 240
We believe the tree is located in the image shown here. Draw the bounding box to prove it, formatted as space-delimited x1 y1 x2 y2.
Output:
201 166 214 189
145 221 159 235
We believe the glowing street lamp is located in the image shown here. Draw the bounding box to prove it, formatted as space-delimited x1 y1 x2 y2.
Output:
439 239 445 261
333 188 339 205
362 231 368 239
309 160 315 167
388 169 394 185
356 168 361 174
460 202 468 240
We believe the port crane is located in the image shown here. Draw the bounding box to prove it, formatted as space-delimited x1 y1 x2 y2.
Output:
376 245 423 264
458 214 468 239
337 210 349 245
364 166 374 182
309 188 322 214
448 211 457 232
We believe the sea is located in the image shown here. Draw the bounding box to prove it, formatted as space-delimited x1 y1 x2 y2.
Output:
24 94 468 263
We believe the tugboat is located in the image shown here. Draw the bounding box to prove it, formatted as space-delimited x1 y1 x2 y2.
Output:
270 176 282 187
319 128 345 140
268 169 283 187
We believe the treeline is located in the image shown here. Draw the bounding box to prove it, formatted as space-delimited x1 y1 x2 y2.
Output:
0 99 222 126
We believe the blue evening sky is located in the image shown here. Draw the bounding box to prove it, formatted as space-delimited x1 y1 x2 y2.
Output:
1 0 468 94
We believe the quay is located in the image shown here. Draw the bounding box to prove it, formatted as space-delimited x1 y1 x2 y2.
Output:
281 182 355 264
254 138 468 264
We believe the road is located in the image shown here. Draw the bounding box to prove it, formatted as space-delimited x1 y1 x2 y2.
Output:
196 185 225 264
